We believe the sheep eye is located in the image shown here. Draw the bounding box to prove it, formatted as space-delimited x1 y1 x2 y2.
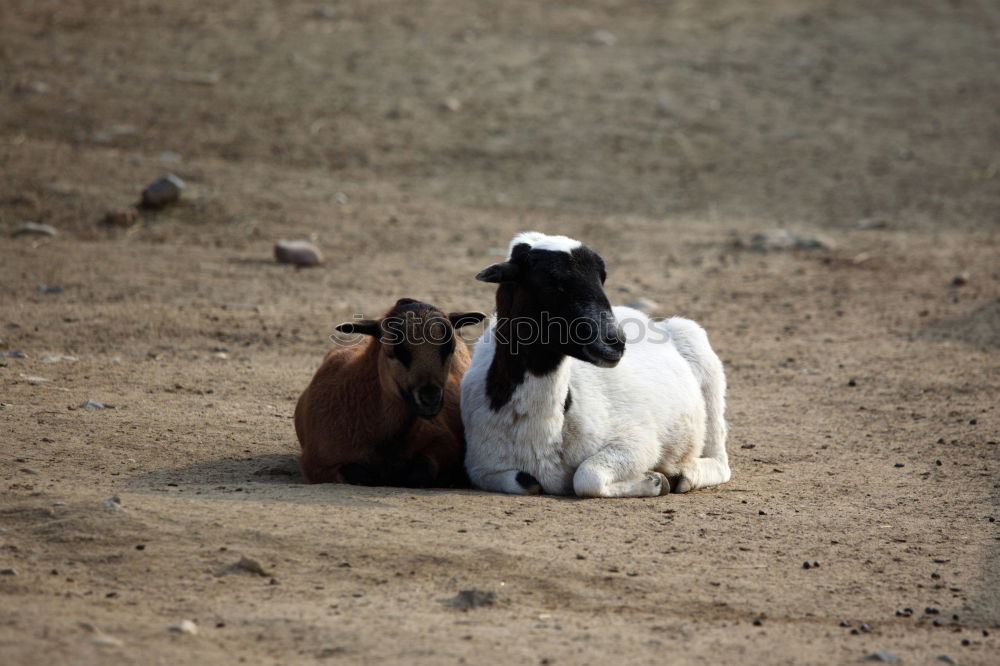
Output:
388 344 412 367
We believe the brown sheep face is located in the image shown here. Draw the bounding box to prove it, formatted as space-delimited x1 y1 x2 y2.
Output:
336 299 485 418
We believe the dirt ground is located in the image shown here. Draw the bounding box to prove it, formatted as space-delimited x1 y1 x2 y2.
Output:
1 1 998 664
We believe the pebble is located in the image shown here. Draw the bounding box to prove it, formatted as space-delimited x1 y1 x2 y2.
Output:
102 496 126 514
936 656 957 665
951 272 969 287
215 555 272 577
750 229 834 251
43 355 78 363
171 71 220 85
626 297 659 312
856 217 889 230
167 619 198 635
442 97 462 112
80 399 105 410
11 222 57 237
446 589 496 609
314 5 336 19
141 173 185 209
104 206 140 227
36 284 64 294
0 568 17 575
91 124 137 144
91 634 124 647
274 240 323 267
19 374 50 383
863 650 900 664
590 29 618 46
20 467 40 475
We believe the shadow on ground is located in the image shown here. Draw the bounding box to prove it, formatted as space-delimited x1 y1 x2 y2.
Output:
119 453 488 506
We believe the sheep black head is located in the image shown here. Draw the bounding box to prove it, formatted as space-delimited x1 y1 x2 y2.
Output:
336 299 485 418
476 232 626 369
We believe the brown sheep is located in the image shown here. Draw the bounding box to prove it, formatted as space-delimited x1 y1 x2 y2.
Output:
295 298 485 487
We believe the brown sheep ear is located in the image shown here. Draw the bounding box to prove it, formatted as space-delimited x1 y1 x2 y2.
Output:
335 319 381 337
448 312 487 329
475 261 519 283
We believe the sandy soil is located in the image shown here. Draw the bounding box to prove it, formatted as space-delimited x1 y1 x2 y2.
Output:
1 1 998 664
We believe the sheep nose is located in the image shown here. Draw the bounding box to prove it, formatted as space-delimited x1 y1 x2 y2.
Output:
603 326 626 352
414 385 443 410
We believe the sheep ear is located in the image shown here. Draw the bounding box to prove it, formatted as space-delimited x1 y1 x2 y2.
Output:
475 261 519 283
335 319 381 337
448 311 487 329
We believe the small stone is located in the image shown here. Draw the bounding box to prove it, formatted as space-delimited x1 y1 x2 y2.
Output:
625 297 659 312
0 350 26 358
446 589 496 609
863 650 900 663
926 606 940 615
314 5 336 19
894 463 904 468
936 656 957 665
92 634 124 647
575 553 586 560
43 355 78 363
19 374 49 383
803 561 811 569
80 399 105 410
590 29 617 46
856 218 889 230
167 619 198 635
442 97 462 112
951 272 969 287
752 618 763 626
848 378 857 387
171 71 220 85
749 229 833 251
36 284 64 294
0 568 17 575
859 623 871 633
104 206 140 227
840 620 852 627
102 496 126 514
141 173 185 209
274 240 323 267
215 555 272 577
11 222 57 237
20 467 40 475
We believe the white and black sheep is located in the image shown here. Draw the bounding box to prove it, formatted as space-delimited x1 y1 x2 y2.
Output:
460 232 730 497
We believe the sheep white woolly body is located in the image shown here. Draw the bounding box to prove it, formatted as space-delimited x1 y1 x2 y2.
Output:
461 233 730 497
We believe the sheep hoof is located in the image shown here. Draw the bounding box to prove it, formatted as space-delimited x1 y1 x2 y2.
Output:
645 472 670 496
668 474 693 494
515 471 542 495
